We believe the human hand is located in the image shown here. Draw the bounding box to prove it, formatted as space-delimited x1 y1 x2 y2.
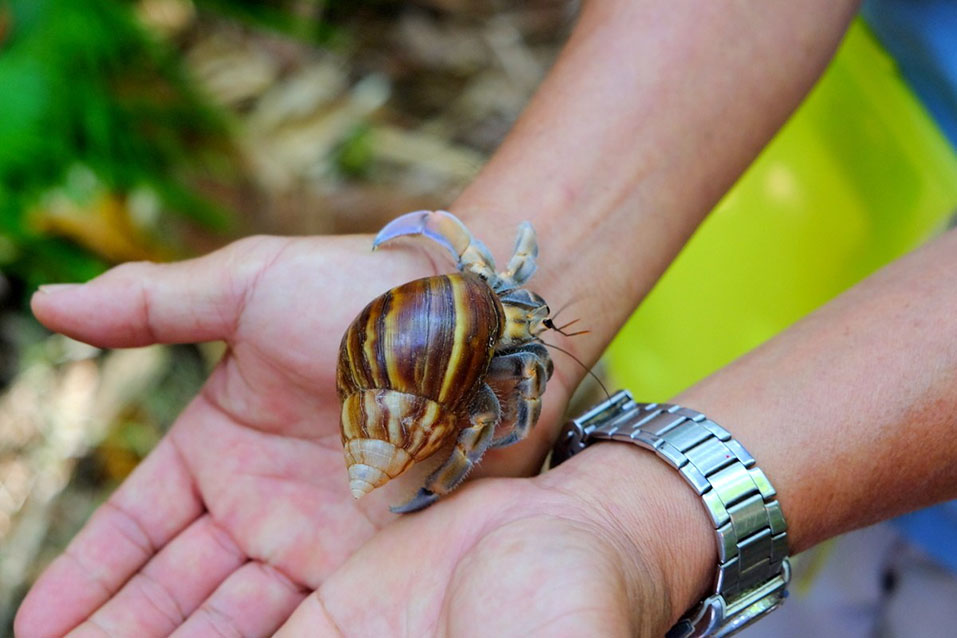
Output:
14 232 589 637
271 444 712 638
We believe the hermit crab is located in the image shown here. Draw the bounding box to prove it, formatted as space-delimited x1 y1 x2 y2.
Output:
336 210 555 513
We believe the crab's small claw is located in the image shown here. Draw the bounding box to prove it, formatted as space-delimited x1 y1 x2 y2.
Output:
500 221 538 286
390 487 439 514
373 210 497 279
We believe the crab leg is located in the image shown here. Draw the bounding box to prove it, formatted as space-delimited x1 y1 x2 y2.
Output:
486 343 551 448
373 210 499 282
390 384 501 513
499 222 538 289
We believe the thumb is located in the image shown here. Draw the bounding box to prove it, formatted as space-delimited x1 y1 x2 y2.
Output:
31 236 288 348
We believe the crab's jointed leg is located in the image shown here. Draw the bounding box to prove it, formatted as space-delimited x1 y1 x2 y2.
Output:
390 384 501 513
373 210 499 283
486 343 552 449
498 222 538 291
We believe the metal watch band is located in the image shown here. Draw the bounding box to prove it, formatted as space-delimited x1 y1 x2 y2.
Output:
551 390 790 638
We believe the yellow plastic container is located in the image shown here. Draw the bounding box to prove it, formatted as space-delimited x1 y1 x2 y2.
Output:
607 20 957 399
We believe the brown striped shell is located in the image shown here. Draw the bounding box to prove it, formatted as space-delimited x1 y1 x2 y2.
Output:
336 272 505 498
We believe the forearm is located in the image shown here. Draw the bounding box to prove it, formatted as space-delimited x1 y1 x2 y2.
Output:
679 228 957 552
452 0 859 359
555 228 957 630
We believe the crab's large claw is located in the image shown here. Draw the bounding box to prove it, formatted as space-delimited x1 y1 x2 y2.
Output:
373 210 498 280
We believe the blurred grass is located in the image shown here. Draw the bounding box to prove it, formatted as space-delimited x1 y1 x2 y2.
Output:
0 0 236 296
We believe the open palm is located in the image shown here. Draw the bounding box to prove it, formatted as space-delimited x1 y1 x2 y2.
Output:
274 477 652 638
15 234 582 637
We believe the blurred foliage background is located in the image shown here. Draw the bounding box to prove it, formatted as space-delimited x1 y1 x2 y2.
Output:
0 0 575 629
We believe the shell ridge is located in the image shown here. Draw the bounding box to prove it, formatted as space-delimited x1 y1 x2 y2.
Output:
438 276 468 402
372 289 393 388
416 279 434 393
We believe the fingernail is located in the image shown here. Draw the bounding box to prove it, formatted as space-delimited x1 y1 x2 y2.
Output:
37 283 81 295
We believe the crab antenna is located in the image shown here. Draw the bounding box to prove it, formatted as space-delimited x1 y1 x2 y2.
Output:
555 318 590 337
548 298 580 323
556 318 580 331
559 328 591 337
541 341 611 401
544 317 590 338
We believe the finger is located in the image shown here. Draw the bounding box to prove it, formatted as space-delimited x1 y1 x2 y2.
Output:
169 562 307 638
63 515 245 638
30 236 289 348
273 593 345 638
15 437 202 638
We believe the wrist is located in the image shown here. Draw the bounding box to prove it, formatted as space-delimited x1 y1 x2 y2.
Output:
539 441 715 632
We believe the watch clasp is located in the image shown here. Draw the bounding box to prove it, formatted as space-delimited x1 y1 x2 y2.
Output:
550 389 635 466
668 559 791 638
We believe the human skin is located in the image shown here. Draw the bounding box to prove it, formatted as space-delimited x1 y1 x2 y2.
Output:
21 0 943 636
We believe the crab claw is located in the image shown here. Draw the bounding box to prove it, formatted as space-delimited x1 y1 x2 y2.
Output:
373 210 497 276
374 210 464 254
501 221 538 286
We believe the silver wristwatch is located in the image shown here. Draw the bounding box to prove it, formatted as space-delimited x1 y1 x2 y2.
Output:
550 390 790 638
